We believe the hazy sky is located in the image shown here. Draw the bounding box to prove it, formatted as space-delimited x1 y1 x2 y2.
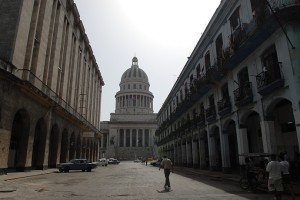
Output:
74 0 221 121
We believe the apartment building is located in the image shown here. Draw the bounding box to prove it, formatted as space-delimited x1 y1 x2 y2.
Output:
0 0 104 171
156 0 300 174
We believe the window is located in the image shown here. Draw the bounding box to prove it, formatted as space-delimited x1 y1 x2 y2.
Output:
128 84 130 89
221 83 229 99
205 52 211 70
215 34 223 66
230 8 240 31
238 67 249 85
261 45 280 79
134 84 136 89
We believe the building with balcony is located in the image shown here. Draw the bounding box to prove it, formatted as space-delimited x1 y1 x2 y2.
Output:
156 0 300 174
0 0 104 171
100 57 157 160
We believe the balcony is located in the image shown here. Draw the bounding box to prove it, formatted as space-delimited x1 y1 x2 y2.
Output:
193 114 205 128
256 64 284 96
0 66 100 134
205 106 216 123
233 82 253 107
205 64 227 84
270 0 300 22
217 97 232 117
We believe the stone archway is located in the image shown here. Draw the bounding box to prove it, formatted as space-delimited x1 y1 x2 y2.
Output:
8 109 30 171
48 124 59 168
266 99 298 159
60 129 69 162
32 118 47 170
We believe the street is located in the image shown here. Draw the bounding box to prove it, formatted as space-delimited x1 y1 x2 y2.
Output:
0 161 287 200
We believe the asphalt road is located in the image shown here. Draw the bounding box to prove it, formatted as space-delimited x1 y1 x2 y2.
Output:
0 161 285 200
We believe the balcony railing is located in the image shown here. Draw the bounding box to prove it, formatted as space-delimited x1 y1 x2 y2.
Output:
206 64 227 84
217 97 231 117
256 63 284 95
205 105 216 123
233 82 253 107
1 66 100 134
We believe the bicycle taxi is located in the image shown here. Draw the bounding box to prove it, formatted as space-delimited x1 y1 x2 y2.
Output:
239 153 272 191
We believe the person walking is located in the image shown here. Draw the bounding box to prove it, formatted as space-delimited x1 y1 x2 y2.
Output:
159 155 174 190
279 153 296 200
245 157 255 191
266 154 284 200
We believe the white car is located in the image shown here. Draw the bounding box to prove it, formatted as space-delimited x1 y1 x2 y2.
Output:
97 158 108 166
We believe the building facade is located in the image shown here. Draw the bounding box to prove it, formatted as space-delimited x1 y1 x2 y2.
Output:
0 0 104 171
100 57 157 160
156 0 300 174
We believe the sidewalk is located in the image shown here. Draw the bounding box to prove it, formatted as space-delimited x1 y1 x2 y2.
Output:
175 166 300 194
0 169 55 192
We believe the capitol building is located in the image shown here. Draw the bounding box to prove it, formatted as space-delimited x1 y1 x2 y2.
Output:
100 57 158 160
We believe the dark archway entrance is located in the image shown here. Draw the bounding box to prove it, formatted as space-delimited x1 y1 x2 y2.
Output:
32 118 47 170
227 120 239 171
8 109 30 171
69 132 76 160
48 124 59 168
246 112 263 153
60 129 68 162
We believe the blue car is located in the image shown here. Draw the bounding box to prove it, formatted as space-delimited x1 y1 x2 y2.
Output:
57 159 97 172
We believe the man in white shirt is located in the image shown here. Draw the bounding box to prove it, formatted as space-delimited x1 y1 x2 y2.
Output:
266 154 283 200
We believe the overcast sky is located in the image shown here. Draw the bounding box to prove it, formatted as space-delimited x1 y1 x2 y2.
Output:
74 0 221 121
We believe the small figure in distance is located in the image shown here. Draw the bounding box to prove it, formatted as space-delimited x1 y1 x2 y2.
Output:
159 155 174 191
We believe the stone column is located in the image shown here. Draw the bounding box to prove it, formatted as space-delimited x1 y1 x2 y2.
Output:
192 139 199 168
186 140 192 167
208 134 217 170
236 124 249 165
199 138 207 169
260 120 276 154
181 142 186 165
220 130 231 173
294 110 300 152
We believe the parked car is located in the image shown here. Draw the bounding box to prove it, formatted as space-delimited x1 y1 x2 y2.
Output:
97 158 108 166
57 159 97 172
150 159 161 167
108 158 120 164
133 159 142 163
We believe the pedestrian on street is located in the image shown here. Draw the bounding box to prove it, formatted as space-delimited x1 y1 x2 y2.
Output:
159 155 173 190
266 154 284 200
245 157 255 191
279 153 296 200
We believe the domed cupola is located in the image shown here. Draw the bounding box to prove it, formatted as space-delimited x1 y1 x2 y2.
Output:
121 57 149 84
115 57 154 114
